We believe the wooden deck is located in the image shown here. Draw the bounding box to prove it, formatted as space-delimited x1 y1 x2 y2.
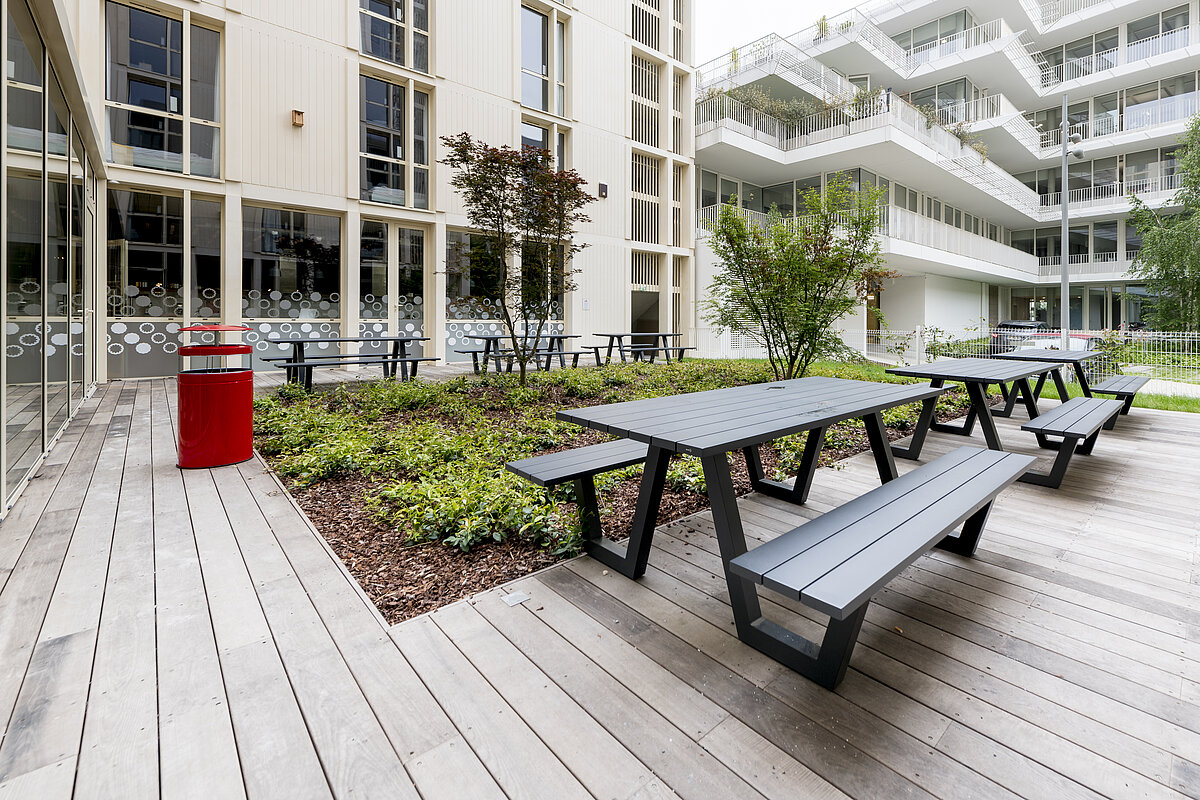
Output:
0 377 1198 799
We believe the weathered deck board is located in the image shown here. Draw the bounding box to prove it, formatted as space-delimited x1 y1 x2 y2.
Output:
0 376 1197 799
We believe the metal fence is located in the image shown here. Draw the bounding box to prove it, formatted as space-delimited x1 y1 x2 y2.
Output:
693 326 1200 393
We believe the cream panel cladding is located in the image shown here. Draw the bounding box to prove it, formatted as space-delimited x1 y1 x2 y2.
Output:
435 87 516 218
229 22 348 196
572 130 626 238
573 241 631 332
572 22 627 130
436 0 513 96
238 0 348 46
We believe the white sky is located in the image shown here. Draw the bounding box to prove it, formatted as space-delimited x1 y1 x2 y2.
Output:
694 0 864 66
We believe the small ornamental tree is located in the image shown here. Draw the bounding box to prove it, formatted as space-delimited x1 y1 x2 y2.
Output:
704 175 894 380
1127 115 1200 331
441 132 594 384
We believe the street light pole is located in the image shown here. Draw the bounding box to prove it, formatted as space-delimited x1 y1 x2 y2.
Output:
1059 95 1085 351
1060 94 1070 351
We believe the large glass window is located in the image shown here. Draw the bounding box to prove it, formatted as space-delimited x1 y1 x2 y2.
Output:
522 7 549 111
446 230 503 319
5 1 43 152
242 207 342 319
192 198 222 319
6 174 44 496
360 76 429 209
360 0 430 73
360 221 388 320
107 190 184 318
105 2 221 175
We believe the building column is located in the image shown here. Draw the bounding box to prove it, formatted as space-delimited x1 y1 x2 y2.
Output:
221 186 244 363
344 204 361 354
431 216 447 360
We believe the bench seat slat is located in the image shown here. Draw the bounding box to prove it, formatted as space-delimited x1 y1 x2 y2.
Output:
506 439 649 487
750 450 1029 612
801 454 1033 618
1091 375 1150 396
1021 397 1122 437
729 447 980 581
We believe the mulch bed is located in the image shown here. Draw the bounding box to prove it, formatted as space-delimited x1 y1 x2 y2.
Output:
284 391 997 625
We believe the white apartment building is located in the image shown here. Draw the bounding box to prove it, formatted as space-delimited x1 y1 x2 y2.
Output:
1 0 694 506
693 0 1197 341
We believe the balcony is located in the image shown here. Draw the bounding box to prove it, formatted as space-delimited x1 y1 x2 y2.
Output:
695 93 1042 217
697 203 1037 276
1039 26 1191 88
1040 170 1181 212
695 33 853 100
1036 251 1132 278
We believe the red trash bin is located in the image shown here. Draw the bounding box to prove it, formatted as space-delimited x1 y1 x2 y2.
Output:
177 325 255 469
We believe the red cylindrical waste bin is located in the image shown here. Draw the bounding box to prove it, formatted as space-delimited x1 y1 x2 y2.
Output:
177 325 255 469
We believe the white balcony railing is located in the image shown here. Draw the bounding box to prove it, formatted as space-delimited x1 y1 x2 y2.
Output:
907 19 1007 67
694 33 853 99
1040 170 1182 210
697 204 1037 273
1040 26 1190 87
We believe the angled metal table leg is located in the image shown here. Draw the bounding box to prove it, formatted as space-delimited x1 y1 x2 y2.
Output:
703 451 870 690
965 381 1004 451
862 411 898 482
742 426 826 505
1073 361 1093 397
576 445 671 578
891 391 938 461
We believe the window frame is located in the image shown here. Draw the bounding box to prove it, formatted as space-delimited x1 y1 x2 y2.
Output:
103 2 222 178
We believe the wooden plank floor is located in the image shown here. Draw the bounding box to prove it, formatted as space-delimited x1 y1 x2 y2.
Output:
0 376 1197 799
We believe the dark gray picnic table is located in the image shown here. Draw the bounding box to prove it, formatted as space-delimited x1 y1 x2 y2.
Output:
264 335 429 381
887 357 1063 457
991 348 1102 401
462 333 581 372
593 332 683 364
556 376 943 667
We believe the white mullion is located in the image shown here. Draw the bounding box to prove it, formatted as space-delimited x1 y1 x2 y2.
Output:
182 189 193 325
183 10 191 175
405 77 414 208
405 0 413 69
388 223 400 340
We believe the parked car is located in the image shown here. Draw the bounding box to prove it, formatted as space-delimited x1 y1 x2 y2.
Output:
989 320 1047 353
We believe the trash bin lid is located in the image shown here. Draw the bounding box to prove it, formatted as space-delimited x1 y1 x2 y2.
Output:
179 344 253 356
179 324 252 332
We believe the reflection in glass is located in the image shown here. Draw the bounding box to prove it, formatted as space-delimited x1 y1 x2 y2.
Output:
446 230 502 319
107 190 184 319
360 76 406 205
6 176 44 497
6 2 45 152
47 70 72 438
192 199 222 319
242 207 342 319
360 221 388 320
190 25 221 122
70 128 87 413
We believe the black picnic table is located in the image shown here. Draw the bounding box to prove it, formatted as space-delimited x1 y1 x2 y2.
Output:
265 335 429 381
593 332 683 364
991 348 1102 400
461 333 582 373
886 357 1063 458
557 376 943 662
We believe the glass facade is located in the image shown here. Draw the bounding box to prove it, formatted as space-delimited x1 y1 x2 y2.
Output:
4 0 99 506
360 75 430 209
242 206 342 320
359 0 430 73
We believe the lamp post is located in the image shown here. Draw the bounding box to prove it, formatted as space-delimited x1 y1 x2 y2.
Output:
1060 94 1085 351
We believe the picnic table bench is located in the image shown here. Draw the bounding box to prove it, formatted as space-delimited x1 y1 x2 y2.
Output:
458 333 588 374
262 336 433 390
592 332 691 365
1017 397 1123 488
730 446 1034 688
507 439 652 573
1089 375 1150 422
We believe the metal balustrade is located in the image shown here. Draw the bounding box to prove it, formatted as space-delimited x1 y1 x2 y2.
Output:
1039 170 1182 210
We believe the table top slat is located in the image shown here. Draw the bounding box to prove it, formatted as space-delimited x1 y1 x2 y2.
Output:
559 378 942 457
888 357 1060 383
992 348 1101 364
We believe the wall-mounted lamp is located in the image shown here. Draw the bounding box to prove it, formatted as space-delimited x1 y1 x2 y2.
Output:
598 183 608 199
291 110 305 127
